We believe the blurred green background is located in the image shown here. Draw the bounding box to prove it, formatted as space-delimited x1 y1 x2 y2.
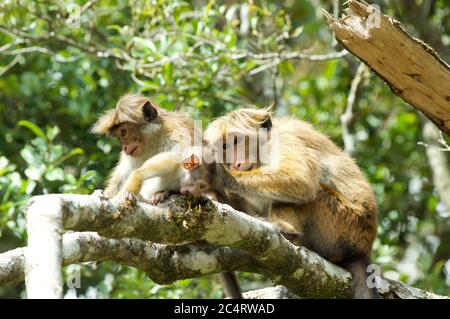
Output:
0 0 449 298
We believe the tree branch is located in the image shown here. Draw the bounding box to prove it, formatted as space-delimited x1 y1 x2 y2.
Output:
324 0 450 135
421 119 450 210
0 192 446 298
23 192 353 298
2 232 255 286
1 225 446 299
341 62 367 156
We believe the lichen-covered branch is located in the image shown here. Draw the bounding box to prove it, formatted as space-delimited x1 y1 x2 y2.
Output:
24 192 353 298
12 192 449 298
324 1 450 135
1 229 446 299
26 199 63 298
2 232 255 286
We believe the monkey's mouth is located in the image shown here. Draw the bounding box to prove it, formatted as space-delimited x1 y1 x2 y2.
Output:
180 186 202 197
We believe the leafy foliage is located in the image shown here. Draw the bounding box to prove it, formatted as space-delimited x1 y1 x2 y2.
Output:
0 0 449 298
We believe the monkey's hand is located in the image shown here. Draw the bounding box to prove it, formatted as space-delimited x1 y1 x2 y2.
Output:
279 230 302 246
150 191 170 205
271 220 303 246
123 191 138 208
113 191 138 210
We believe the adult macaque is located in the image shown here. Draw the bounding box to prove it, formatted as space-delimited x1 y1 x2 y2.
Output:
184 108 379 299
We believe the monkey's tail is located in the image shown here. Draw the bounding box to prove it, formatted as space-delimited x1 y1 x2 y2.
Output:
219 272 243 299
340 255 380 299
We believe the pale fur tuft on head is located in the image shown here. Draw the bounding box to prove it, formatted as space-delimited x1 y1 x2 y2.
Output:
91 93 156 135
205 106 273 143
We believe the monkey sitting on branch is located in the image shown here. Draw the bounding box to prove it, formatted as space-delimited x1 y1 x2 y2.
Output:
181 108 379 299
91 93 243 299
91 93 197 203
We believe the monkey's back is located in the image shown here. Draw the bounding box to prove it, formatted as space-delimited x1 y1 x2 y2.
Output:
273 116 378 262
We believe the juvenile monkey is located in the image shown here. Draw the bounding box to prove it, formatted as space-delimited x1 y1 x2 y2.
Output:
92 96 243 298
185 108 379 299
117 148 244 299
91 93 195 202
119 150 205 201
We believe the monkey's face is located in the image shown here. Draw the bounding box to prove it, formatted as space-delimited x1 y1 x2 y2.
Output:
112 123 145 157
109 100 160 158
205 108 272 173
221 134 257 172
180 169 211 197
180 154 212 197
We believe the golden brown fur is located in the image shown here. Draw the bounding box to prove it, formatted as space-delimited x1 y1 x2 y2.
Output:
92 93 195 198
204 108 379 298
92 93 243 298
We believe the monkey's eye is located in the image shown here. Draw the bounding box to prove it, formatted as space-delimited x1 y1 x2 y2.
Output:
120 129 127 137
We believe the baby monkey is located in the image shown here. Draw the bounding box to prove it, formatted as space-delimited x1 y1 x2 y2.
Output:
180 150 302 243
118 148 243 299
119 148 207 203
93 94 243 299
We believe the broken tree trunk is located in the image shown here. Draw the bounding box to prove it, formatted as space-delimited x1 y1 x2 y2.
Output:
324 0 450 135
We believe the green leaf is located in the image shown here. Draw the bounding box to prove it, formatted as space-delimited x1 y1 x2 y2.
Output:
52 148 84 167
24 167 42 181
80 170 96 182
45 168 65 181
18 120 47 141
20 148 41 166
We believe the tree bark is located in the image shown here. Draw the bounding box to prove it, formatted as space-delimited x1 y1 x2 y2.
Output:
0 192 446 298
25 199 63 298
422 119 450 210
324 0 450 135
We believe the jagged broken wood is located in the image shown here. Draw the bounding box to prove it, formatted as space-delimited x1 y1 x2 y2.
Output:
324 1 450 135
0 192 447 299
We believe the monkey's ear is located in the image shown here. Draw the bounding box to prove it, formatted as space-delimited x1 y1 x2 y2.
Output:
142 101 158 122
183 154 200 171
261 116 272 129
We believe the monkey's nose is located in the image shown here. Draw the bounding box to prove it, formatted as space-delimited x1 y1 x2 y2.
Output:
231 163 241 171
123 145 138 155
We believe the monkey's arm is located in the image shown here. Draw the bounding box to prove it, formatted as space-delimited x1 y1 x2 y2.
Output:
122 152 180 195
104 171 122 198
104 157 131 198
231 155 321 204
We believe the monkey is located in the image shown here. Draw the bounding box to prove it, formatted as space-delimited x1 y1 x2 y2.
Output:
91 94 243 299
183 107 379 299
91 93 196 202
115 148 244 299
181 147 302 242
118 149 207 202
